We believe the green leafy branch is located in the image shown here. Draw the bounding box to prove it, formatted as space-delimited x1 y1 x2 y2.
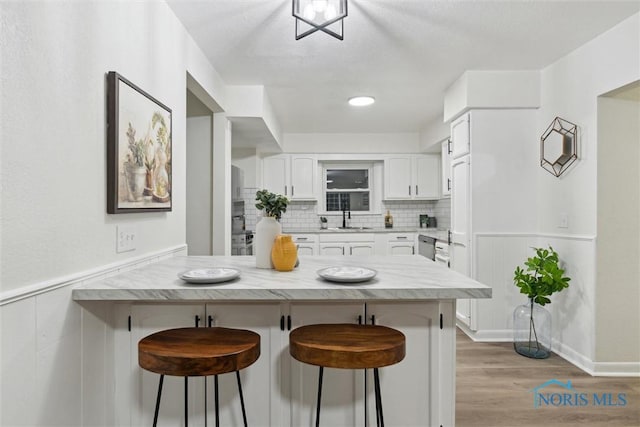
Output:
514 246 571 306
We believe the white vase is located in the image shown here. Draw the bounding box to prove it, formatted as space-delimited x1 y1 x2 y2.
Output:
255 216 281 269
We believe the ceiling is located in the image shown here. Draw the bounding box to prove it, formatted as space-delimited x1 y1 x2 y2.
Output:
170 0 640 137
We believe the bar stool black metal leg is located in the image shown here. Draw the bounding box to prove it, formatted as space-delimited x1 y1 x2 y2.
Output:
315 366 324 427
153 374 164 427
214 374 220 427
374 368 384 427
236 371 249 427
185 376 189 427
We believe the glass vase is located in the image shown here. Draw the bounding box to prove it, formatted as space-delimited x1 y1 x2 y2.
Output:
513 298 552 359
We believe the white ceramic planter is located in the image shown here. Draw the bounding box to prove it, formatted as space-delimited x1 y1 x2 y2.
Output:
254 216 281 268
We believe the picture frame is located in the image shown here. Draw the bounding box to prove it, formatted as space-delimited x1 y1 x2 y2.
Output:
107 71 172 213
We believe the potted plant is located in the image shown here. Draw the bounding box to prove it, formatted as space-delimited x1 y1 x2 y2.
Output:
124 123 147 201
320 216 328 229
513 246 571 359
254 190 289 268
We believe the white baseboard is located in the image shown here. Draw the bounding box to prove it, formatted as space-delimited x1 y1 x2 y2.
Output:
456 324 640 377
0 244 188 306
553 339 640 377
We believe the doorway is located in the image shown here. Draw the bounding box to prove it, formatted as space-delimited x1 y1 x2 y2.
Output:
596 80 640 363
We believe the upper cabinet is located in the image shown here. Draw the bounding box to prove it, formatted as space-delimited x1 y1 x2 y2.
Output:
262 154 317 200
441 139 452 197
384 154 440 200
450 113 470 159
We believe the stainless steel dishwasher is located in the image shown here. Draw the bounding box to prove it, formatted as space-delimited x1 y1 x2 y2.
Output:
418 234 436 261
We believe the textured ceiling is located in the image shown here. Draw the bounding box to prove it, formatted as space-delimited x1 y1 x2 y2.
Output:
169 0 640 135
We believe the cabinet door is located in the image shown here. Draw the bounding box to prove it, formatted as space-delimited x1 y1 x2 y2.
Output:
297 244 315 256
388 242 415 255
413 155 440 199
450 113 470 159
290 155 317 200
384 157 412 199
450 156 470 278
441 139 452 197
127 304 206 427
319 243 345 256
348 243 374 256
292 235 318 256
263 155 290 196
289 303 366 427
205 303 284 427
366 302 444 427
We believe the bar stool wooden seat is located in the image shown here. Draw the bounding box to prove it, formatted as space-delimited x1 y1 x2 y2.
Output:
139 327 260 427
289 323 406 427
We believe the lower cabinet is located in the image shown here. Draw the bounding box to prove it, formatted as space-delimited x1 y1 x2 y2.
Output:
288 303 365 427
319 233 375 256
115 301 454 427
290 234 318 256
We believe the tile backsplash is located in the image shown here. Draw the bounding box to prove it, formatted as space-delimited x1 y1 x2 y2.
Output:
242 187 450 231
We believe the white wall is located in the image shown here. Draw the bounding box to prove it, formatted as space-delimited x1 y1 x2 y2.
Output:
0 1 226 424
0 0 223 295
596 94 640 363
186 116 213 255
537 12 640 372
282 132 420 153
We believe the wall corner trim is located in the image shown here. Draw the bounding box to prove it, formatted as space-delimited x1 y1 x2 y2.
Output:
0 245 188 306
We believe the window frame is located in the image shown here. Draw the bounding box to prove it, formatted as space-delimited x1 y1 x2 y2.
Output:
319 161 381 215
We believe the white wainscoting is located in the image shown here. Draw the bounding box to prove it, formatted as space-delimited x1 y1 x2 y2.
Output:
0 245 187 426
458 233 634 377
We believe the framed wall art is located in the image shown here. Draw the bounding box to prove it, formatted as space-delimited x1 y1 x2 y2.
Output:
107 71 172 213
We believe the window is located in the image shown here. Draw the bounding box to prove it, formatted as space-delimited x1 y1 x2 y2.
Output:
321 162 380 213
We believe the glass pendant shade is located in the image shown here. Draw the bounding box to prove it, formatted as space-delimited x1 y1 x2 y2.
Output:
292 0 348 40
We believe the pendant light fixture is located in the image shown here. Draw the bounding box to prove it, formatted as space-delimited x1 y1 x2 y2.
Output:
292 0 348 40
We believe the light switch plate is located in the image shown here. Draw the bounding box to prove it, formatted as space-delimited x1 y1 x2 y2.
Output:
117 225 137 253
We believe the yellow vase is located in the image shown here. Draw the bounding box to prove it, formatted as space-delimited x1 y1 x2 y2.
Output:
271 234 298 272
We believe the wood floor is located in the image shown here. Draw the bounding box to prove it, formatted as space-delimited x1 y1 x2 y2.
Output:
456 329 640 427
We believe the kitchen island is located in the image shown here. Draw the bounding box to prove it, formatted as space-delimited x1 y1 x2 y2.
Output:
73 255 490 426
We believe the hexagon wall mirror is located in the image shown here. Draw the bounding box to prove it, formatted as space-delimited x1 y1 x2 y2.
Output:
540 117 578 177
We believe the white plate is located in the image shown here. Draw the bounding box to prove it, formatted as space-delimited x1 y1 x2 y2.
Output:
317 266 377 283
178 268 240 284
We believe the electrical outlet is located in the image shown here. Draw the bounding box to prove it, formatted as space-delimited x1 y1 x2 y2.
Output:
117 225 137 253
559 213 569 229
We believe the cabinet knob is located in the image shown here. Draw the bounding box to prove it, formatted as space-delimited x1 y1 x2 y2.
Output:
416 185 419 195
408 185 411 196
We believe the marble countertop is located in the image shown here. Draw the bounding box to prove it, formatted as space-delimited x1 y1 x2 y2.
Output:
72 255 491 302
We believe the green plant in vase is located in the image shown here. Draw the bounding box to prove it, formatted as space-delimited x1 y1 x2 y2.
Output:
255 189 289 220
513 246 571 358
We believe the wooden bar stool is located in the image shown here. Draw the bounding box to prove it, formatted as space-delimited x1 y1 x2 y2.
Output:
289 323 406 427
138 327 260 427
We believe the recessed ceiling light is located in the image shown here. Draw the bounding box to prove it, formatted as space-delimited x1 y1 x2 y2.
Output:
348 96 375 106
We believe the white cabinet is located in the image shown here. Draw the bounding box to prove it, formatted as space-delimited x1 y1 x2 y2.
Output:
451 156 472 329
366 302 454 427
288 303 366 427
319 233 375 256
231 165 244 201
112 300 456 427
386 233 416 255
441 139 452 197
450 113 470 159
262 154 317 200
384 155 440 200
118 304 206 426
290 234 318 256
205 303 285 427
116 303 284 427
